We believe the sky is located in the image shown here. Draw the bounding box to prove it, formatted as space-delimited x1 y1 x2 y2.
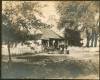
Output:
38 1 62 35
35 1 60 27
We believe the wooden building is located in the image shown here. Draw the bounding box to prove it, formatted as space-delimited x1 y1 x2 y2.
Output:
39 28 64 51
64 28 83 46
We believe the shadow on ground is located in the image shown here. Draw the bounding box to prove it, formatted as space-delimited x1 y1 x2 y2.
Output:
1 56 99 79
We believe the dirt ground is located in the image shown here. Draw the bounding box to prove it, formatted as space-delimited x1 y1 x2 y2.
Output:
1 47 99 79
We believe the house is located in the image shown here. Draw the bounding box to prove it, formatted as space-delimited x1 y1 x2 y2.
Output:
38 28 64 51
64 28 83 46
28 28 64 51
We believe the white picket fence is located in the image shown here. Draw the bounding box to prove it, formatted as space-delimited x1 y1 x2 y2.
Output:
2 44 36 55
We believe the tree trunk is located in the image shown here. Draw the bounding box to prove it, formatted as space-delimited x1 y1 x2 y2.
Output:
86 28 90 47
94 34 98 47
7 42 12 62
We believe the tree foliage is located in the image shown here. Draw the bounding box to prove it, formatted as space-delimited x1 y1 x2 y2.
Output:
2 1 51 61
56 1 99 47
56 1 99 30
2 1 51 43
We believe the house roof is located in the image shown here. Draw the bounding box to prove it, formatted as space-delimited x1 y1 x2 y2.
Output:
39 28 64 40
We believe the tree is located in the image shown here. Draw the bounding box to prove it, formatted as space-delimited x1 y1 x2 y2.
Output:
56 1 99 47
2 14 33 61
2 14 22 61
2 1 50 62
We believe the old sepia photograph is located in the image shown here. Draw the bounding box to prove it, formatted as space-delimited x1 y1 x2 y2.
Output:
1 1 99 79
